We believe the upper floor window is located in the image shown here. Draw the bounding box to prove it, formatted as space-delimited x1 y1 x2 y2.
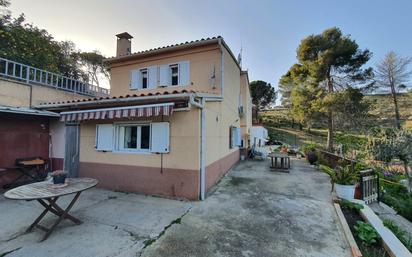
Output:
170 64 179 86
141 69 148 89
130 61 190 90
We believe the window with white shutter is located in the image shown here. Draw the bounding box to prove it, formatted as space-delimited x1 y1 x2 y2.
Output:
178 61 190 86
130 69 141 89
148 66 157 88
96 124 113 151
159 64 170 86
151 122 170 153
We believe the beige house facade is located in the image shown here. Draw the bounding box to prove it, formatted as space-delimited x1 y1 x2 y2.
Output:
39 35 252 200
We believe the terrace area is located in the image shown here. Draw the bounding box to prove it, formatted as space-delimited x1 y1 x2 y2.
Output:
0 158 350 257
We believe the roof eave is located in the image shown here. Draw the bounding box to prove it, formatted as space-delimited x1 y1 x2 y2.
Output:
104 38 220 65
36 93 195 111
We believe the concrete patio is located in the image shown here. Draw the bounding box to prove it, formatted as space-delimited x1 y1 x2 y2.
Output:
0 158 350 257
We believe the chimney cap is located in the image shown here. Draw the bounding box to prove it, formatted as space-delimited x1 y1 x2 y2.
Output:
116 32 133 40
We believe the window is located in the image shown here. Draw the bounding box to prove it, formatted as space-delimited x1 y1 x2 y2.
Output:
170 64 179 86
96 122 170 154
115 124 151 152
229 126 241 149
141 69 148 89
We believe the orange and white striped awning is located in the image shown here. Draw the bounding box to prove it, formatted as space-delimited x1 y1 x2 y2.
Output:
60 103 174 122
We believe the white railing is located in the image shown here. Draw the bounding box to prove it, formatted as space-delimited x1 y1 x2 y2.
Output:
0 57 109 97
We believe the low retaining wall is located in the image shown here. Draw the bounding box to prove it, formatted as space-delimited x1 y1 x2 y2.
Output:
318 150 354 168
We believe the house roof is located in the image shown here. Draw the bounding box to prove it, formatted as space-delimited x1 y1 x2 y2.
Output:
0 105 60 117
104 36 241 70
36 88 218 110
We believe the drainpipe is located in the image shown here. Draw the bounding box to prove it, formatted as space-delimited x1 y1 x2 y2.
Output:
189 95 206 200
218 38 224 98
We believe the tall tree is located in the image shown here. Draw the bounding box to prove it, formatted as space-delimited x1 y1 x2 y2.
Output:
279 64 309 107
77 51 109 87
249 80 277 123
375 51 412 129
284 27 373 150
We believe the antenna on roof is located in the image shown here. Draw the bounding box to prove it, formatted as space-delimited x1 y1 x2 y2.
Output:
237 40 243 68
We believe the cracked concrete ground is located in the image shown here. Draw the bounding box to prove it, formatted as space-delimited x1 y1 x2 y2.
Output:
0 189 192 257
0 158 350 257
141 158 351 257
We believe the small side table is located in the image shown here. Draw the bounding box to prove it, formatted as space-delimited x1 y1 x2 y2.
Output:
268 153 290 172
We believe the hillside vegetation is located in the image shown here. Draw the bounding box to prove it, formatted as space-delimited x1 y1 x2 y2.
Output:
262 92 412 130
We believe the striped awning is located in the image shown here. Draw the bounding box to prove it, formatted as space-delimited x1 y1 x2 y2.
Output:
60 103 174 122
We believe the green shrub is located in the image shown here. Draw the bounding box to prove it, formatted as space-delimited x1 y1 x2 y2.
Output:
315 153 329 166
383 219 412 252
319 164 359 185
335 133 367 155
381 182 412 223
340 199 364 210
354 221 380 246
302 142 318 154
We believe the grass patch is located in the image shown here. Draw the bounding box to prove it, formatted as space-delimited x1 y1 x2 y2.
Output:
383 219 412 252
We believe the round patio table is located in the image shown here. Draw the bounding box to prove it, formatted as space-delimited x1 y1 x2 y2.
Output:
4 178 98 241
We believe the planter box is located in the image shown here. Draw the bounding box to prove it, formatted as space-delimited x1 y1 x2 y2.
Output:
349 200 411 257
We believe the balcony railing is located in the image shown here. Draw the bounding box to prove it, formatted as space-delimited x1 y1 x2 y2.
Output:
0 57 109 97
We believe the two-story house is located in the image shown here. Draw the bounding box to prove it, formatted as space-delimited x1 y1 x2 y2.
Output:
39 34 252 200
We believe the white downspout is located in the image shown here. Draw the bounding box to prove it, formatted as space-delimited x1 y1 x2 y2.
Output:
218 38 224 97
199 98 206 200
189 95 206 200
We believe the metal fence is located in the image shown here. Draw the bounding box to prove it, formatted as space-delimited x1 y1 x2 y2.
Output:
360 169 379 204
0 57 109 97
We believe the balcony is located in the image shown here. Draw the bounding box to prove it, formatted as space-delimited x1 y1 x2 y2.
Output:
0 58 109 97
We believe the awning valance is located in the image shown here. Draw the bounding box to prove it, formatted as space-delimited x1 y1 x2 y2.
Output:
60 103 174 122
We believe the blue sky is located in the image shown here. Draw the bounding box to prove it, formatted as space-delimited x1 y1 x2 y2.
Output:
8 0 412 94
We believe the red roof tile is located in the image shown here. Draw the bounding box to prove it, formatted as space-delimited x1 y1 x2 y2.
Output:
39 88 217 106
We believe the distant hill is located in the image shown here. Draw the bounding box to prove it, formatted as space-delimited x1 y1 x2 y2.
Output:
260 91 412 129
365 92 412 126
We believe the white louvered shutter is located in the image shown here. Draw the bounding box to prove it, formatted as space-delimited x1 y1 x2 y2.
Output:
130 69 141 89
236 127 242 146
159 65 170 86
151 122 170 153
230 126 236 148
96 124 113 151
148 66 157 88
178 61 190 86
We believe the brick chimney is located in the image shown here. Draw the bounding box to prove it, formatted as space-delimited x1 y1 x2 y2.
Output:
116 32 133 57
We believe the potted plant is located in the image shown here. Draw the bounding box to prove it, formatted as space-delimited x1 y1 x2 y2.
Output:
320 165 359 200
51 170 68 184
303 143 318 165
280 146 289 154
